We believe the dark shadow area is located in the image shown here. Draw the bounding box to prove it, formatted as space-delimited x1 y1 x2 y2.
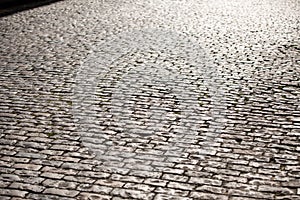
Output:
0 0 62 17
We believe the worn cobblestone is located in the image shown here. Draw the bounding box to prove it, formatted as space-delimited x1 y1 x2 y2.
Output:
77 184 112 195
77 192 111 200
43 188 79 197
0 0 299 199
0 189 28 198
9 182 45 193
111 188 155 199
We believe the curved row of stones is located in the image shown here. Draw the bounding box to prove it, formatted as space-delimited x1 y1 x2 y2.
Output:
0 0 299 199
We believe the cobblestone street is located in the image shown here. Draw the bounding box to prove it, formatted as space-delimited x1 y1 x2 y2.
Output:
0 0 299 199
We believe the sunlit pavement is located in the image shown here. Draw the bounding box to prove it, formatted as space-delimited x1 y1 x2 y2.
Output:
0 0 299 199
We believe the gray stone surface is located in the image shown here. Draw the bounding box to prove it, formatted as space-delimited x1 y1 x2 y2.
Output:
0 0 299 199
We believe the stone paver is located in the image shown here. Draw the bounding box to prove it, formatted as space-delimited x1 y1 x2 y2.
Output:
0 0 299 199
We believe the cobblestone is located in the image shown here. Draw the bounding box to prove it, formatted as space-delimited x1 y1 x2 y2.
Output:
0 189 28 198
77 192 111 200
27 193 74 200
258 185 295 195
43 188 79 197
189 177 222 186
190 192 229 200
154 194 192 200
111 188 155 199
77 184 112 194
41 172 65 179
0 0 299 199
42 179 78 190
9 182 45 193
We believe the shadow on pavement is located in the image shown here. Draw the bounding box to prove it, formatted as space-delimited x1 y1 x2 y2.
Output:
0 0 62 17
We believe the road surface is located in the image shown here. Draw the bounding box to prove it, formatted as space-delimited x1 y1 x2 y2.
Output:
0 0 299 199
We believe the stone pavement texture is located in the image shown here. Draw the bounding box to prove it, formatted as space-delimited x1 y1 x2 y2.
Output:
0 0 299 199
